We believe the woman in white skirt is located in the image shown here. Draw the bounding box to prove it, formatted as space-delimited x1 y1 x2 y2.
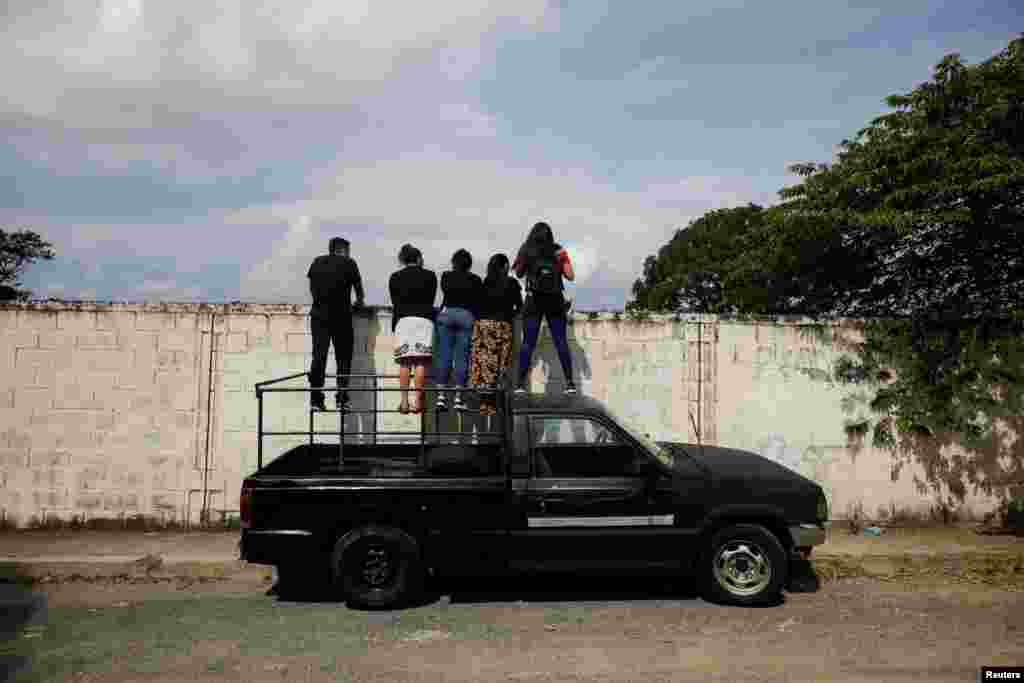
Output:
388 245 438 413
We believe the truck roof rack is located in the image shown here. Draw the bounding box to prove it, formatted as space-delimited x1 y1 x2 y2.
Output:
253 371 514 471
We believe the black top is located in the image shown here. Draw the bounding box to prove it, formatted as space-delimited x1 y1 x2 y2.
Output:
308 254 364 320
389 265 439 332
477 277 523 323
440 270 484 314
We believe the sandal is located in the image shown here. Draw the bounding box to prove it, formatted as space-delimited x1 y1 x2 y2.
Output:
398 399 410 415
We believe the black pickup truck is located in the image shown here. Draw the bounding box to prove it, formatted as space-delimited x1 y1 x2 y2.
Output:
240 373 828 608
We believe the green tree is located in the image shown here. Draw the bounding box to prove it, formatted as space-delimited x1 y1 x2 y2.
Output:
630 204 766 313
632 35 1024 505
767 39 1023 321
0 228 55 302
766 36 1024 504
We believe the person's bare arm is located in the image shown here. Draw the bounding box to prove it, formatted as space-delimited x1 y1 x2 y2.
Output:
352 261 365 307
512 255 527 279
560 249 575 282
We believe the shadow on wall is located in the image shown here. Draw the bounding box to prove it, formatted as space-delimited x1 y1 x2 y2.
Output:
887 413 1024 514
336 310 380 443
518 317 593 394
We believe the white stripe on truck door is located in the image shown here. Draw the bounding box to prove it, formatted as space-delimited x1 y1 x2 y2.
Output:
527 515 674 528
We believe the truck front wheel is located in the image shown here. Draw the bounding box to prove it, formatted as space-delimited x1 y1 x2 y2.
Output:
332 525 423 609
702 523 787 606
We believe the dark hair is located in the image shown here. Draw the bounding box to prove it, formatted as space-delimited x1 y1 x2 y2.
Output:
451 249 472 273
329 237 349 253
516 221 557 268
484 253 510 289
398 244 420 265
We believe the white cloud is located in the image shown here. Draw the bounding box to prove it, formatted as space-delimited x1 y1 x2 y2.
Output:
242 215 319 302
0 0 556 130
139 279 176 293
233 155 767 305
136 280 204 301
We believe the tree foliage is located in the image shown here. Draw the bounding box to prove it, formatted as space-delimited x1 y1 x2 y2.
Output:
767 39 1024 321
0 228 55 302
633 35 1024 502
630 204 766 313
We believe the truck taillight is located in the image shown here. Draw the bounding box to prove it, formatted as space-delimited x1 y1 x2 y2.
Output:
240 484 252 529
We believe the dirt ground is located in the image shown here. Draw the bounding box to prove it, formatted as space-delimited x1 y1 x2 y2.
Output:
0 529 240 563
2 527 1023 683
4 572 1024 683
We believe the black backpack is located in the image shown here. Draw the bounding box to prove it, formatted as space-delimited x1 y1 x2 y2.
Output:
529 249 561 296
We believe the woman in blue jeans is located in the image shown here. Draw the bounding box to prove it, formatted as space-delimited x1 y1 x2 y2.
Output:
512 222 577 395
434 249 483 411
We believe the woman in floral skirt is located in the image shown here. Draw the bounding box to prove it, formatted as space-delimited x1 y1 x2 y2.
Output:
470 253 523 416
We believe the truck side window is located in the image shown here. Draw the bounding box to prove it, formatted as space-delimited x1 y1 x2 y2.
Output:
530 417 639 478
531 417 617 445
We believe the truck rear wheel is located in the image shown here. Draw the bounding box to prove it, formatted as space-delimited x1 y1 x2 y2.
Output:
702 523 787 606
332 525 423 609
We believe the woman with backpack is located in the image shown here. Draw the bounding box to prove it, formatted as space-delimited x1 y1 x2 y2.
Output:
434 248 484 411
512 221 577 395
469 253 523 416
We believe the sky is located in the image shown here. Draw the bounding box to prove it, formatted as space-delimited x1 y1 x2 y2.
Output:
2 1 1018 310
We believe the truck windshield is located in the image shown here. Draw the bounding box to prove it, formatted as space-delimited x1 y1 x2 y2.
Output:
604 407 674 469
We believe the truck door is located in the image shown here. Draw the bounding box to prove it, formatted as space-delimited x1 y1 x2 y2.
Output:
509 415 682 571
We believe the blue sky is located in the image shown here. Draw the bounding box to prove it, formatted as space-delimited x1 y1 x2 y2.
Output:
2 1 1018 309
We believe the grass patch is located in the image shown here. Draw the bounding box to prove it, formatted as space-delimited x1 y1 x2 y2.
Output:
814 552 1024 589
4 593 517 682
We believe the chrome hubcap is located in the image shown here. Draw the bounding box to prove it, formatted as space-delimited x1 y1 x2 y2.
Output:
713 540 772 596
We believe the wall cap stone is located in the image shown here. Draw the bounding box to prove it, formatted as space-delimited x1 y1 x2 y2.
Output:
1 300 873 329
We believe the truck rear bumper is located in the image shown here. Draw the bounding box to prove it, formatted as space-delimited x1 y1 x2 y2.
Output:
240 529 317 566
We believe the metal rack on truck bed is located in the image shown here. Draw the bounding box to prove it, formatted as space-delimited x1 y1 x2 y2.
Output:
253 372 513 471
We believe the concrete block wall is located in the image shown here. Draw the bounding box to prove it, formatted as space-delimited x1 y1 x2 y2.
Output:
0 303 1004 527
714 319 998 520
1 304 209 526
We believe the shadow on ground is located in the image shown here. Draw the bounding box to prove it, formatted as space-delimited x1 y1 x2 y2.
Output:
270 563 822 610
0 564 46 683
439 572 700 605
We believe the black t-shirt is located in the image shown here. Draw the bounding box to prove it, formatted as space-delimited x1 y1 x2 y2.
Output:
477 277 523 323
308 254 363 320
440 270 483 314
389 266 438 332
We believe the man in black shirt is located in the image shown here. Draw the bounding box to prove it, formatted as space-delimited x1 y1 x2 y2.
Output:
307 237 365 411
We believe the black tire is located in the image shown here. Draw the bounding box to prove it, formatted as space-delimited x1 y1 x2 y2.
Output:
332 525 423 609
702 523 787 606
